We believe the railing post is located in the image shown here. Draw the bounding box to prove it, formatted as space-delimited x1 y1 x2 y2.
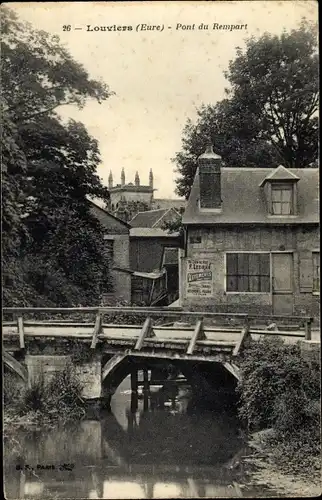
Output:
305 318 313 341
91 312 102 349
244 315 250 333
186 318 205 355
135 317 155 350
233 317 251 357
17 316 25 350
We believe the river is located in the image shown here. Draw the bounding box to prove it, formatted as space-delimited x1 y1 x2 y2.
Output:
4 374 278 499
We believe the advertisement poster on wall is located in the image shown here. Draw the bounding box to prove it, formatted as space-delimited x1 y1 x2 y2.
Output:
186 259 213 297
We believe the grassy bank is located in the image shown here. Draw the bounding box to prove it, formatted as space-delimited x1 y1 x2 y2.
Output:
4 363 86 431
237 336 321 492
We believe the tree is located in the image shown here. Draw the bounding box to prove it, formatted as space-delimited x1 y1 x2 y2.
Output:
174 20 319 199
115 200 151 222
2 106 34 306
2 6 112 124
2 7 114 306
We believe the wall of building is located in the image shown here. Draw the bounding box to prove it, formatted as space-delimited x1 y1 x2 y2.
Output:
90 203 129 235
109 234 131 303
130 237 179 272
180 225 320 317
89 203 131 303
110 189 153 209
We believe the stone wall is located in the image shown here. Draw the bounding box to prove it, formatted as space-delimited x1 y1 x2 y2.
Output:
109 234 131 303
25 354 102 400
299 340 321 363
89 202 131 303
180 225 320 316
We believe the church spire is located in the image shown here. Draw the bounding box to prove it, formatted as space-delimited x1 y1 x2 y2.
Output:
149 168 153 189
108 170 113 189
121 168 125 187
135 171 140 186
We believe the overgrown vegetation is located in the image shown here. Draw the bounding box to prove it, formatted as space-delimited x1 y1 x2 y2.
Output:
4 363 86 429
2 6 114 307
237 337 320 473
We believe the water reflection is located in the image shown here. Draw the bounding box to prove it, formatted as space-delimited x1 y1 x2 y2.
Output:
4 375 276 499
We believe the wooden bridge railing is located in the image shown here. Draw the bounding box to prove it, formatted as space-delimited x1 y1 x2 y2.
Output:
2 306 313 322
3 307 314 347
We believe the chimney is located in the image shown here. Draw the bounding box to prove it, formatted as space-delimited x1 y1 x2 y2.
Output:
108 170 113 189
121 168 125 187
198 143 222 209
135 171 140 186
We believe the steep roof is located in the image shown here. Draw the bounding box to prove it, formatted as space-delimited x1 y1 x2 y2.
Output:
130 208 168 228
88 199 131 229
183 168 319 225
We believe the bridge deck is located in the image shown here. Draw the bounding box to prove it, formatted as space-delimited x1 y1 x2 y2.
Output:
2 321 309 362
2 307 316 362
2 308 318 380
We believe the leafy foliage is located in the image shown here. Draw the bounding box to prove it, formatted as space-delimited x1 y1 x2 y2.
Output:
161 214 184 248
2 7 114 306
237 336 320 469
4 364 86 424
174 21 318 199
2 6 112 123
114 199 151 222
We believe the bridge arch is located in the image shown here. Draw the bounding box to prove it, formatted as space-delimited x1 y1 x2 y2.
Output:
100 354 239 411
3 351 28 383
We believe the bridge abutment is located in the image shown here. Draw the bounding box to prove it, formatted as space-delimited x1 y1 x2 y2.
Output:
24 353 103 401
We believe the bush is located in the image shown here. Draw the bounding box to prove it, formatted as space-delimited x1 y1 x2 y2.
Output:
22 376 46 413
3 371 25 407
237 336 321 469
4 363 86 424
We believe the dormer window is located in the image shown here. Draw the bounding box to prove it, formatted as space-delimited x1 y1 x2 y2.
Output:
271 183 293 215
259 165 300 217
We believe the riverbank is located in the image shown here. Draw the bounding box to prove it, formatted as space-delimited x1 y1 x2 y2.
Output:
3 363 87 434
242 430 321 497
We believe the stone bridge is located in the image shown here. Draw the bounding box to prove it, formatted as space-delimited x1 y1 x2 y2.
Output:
3 307 316 410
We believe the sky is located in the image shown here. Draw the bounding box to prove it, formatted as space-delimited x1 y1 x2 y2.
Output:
9 1 318 198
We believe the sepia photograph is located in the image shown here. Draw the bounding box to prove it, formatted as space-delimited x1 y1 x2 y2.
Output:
2 1 320 498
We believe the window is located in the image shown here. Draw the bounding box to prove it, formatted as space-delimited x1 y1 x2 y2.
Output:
313 252 320 293
271 184 293 215
226 253 270 292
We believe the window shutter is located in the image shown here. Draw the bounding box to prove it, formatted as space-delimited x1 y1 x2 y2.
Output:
299 252 313 292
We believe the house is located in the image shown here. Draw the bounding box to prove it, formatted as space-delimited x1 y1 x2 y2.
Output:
89 200 176 306
89 200 131 304
129 227 180 273
128 227 180 306
180 144 319 317
129 207 181 304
